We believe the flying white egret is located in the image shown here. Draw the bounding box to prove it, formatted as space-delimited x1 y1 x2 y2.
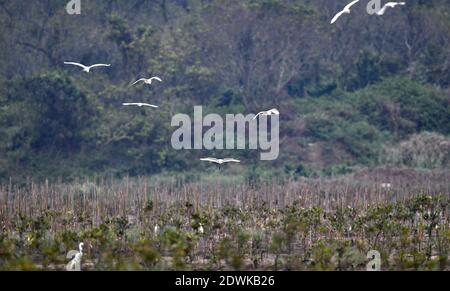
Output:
200 158 241 165
252 108 280 120
64 62 111 73
122 103 159 108
376 2 406 15
65 242 84 271
330 0 360 24
381 183 392 189
132 77 163 86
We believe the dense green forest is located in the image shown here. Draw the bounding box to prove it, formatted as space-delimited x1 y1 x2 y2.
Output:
0 0 449 181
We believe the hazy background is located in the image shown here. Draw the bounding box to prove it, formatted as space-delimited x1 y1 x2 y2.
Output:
0 0 449 182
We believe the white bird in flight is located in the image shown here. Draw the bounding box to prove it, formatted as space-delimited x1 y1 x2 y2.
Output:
330 0 360 24
64 62 111 73
253 108 280 120
132 77 163 86
376 2 406 15
200 158 241 165
123 103 159 108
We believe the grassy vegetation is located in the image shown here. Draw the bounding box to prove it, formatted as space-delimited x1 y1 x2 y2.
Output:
0 169 448 271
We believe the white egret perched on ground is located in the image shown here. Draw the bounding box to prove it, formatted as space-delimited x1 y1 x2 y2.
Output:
122 103 159 108
200 158 241 165
252 108 280 120
154 224 160 236
198 223 204 235
64 62 111 73
132 77 163 86
330 0 360 24
66 242 84 271
376 2 406 15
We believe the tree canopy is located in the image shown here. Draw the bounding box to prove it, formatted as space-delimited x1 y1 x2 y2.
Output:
0 0 449 181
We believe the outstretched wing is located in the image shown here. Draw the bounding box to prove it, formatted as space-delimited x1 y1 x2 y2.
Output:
387 2 405 8
132 79 147 86
330 11 344 24
64 62 87 69
385 2 398 8
150 77 163 82
142 103 159 108
268 108 280 115
376 5 388 15
201 158 220 164
344 0 360 10
89 64 111 69
252 111 265 120
223 159 241 163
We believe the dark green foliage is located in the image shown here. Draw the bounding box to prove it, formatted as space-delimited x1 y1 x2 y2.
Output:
0 0 449 181
355 78 450 136
6 73 92 151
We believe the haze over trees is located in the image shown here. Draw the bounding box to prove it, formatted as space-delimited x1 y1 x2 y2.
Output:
0 0 449 181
